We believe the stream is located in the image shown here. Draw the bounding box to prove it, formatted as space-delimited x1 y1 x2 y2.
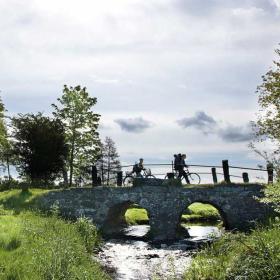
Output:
97 224 222 280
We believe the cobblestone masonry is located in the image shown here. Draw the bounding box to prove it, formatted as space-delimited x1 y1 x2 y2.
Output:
39 179 272 241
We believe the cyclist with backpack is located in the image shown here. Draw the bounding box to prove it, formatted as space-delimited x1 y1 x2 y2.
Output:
132 158 145 177
174 153 190 184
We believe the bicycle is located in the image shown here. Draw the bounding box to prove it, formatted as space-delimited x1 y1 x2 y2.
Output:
123 168 156 187
165 167 201 185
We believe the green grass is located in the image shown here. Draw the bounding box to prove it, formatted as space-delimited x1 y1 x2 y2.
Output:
182 203 221 223
125 203 221 225
125 205 149 225
0 188 50 214
184 220 280 280
0 189 110 280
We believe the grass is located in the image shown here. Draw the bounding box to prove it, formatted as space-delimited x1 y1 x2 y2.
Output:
182 203 221 223
0 189 110 280
184 220 280 280
125 205 149 225
125 203 221 225
184 182 280 279
0 188 50 214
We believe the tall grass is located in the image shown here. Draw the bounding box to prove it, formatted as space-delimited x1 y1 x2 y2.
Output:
0 189 110 280
184 222 280 279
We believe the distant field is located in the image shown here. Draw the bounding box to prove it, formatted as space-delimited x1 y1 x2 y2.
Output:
125 202 221 225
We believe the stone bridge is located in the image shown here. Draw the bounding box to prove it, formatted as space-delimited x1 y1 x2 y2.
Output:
40 179 272 241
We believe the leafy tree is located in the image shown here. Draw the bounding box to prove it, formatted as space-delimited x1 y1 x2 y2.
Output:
253 48 280 178
12 113 68 185
96 137 121 186
255 48 280 143
0 96 13 180
261 182 280 213
52 85 100 187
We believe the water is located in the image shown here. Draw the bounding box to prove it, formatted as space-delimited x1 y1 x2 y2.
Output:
98 225 222 280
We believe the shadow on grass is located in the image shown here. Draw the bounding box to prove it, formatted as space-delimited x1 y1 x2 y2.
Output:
0 190 41 214
0 237 22 251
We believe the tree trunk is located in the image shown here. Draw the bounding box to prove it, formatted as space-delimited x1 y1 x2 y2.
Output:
101 163 104 184
107 159 111 186
69 137 75 187
62 166 68 186
6 155 11 181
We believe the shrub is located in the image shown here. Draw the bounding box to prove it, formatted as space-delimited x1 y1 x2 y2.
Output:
75 217 101 252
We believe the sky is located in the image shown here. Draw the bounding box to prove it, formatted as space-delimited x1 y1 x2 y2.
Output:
1 0 280 181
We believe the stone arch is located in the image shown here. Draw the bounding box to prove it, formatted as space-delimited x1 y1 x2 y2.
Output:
102 200 151 236
179 200 229 229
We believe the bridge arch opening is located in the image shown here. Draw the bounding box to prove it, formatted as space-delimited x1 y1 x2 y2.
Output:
103 201 150 238
179 202 227 237
125 204 149 226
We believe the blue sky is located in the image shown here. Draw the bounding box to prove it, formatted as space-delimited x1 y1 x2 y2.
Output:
1 0 280 177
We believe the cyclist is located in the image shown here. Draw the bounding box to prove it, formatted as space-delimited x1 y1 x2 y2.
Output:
175 154 190 184
132 158 145 177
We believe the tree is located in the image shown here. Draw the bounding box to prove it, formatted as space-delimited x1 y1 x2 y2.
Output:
12 113 68 185
52 85 100 187
96 137 121 186
0 96 12 180
255 48 280 143
253 47 280 178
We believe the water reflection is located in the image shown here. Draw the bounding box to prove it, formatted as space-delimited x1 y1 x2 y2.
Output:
98 224 222 280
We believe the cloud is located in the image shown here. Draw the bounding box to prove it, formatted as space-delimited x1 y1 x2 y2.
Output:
173 0 278 16
177 111 217 134
218 124 254 142
177 111 253 142
115 117 153 133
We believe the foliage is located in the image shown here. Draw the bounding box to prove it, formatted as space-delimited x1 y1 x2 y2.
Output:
0 189 109 280
251 48 280 174
260 182 280 213
0 96 13 180
12 113 68 185
184 221 280 280
52 85 101 187
96 136 121 186
75 217 101 252
249 142 280 180
184 183 280 280
0 178 19 192
255 48 280 143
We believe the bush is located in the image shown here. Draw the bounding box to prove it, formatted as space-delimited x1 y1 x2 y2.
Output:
261 182 280 213
75 217 101 253
0 178 19 192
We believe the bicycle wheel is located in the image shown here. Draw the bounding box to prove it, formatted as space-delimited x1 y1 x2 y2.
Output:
188 173 201 184
123 175 134 187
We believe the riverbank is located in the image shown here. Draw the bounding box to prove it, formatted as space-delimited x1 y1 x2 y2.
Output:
183 182 280 279
0 189 110 280
183 220 280 280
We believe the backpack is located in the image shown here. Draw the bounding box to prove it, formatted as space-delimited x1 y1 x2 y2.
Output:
174 154 182 170
133 163 141 173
